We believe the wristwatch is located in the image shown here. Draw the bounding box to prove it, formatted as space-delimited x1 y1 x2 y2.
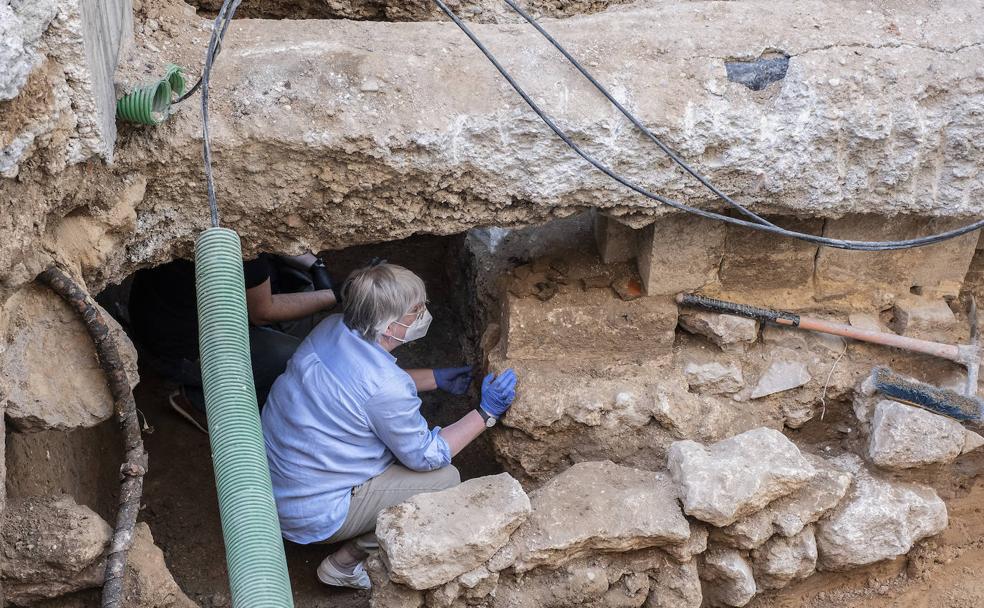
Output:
476 407 498 428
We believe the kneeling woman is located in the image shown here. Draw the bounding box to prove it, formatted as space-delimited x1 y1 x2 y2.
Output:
262 262 517 589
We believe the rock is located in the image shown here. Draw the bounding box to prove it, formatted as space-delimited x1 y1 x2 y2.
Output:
678 312 759 352
637 215 725 297
684 361 744 394
367 555 424 608
816 455 948 570
595 213 639 264
867 400 967 469
668 428 816 526
457 565 498 600
122 523 199 608
501 290 677 361
700 549 756 607
750 360 812 399
1 495 111 604
508 461 691 573
761 326 809 351
0 283 139 432
377 473 531 590
713 456 852 550
664 522 709 563
963 430 984 454
750 526 817 590
848 312 888 333
718 216 821 291
646 555 703 608
891 296 957 338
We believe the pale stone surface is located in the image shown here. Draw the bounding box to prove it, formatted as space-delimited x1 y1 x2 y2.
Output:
848 312 888 333
816 455 948 571
713 456 852 550
595 213 639 264
664 522 709 563
700 549 757 607
678 312 759 351
507 461 691 573
684 361 744 395
964 430 984 454
637 215 725 297
0 283 140 432
122 523 199 608
377 473 531 590
1 495 111 604
891 296 957 338
868 400 967 469
502 291 678 361
750 526 818 590
668 428 816 526
750 360 812 399
367 556 424 608
646 555 703 608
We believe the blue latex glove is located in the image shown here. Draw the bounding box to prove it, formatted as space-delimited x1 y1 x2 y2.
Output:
480 369 517 418
434 366 474 395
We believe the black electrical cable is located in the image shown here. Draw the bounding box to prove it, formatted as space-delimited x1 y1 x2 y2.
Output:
201 0 243 227
432 0 984 251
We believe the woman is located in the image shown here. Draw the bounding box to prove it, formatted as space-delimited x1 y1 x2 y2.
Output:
262 262 517 589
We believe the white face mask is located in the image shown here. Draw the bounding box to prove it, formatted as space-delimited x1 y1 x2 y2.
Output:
388 307 432 344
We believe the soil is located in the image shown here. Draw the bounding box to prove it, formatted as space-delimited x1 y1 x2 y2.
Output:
132 234 495 607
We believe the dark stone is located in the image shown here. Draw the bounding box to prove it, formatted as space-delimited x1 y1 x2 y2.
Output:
725 56 790 91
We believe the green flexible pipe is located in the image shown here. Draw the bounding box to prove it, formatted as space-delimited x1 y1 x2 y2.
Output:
117 65 186 125
195 227 294 607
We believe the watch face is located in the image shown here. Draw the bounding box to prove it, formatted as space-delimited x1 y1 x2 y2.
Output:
486 417 496 428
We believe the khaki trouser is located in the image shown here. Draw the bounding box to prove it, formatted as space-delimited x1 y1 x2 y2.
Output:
322 463 461 554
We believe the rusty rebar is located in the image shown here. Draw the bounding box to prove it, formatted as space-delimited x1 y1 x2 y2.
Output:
37 266 148 608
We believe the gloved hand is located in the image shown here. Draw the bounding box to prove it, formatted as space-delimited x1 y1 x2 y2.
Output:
310 258 342 305
434 366 474 395
480 369 517 418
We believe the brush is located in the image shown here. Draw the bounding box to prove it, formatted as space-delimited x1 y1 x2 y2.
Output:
871 367 984 429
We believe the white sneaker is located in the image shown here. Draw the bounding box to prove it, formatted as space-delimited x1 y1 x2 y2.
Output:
317 557 371 590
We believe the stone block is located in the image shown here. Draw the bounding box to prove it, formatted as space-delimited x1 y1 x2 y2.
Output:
664 522 709 563
713 455 851 550
750 359 811 399
891 295 957 339
637 214 725 296
0 283 140 433
507 461 691 573
377 473 531 590
867 400 967 469
595 213 639 264
668 428 816 527
501 290 677 361
678 311 759 352
750 526 817 590
718 217 821 291
684 361 744 395
122 523 199 608
700 549 756 607
816 455 948 571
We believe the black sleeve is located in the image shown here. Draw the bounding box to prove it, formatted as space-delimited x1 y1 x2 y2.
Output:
243 253 272 289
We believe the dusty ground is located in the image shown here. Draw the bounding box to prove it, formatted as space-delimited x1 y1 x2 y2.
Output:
131 234 493 607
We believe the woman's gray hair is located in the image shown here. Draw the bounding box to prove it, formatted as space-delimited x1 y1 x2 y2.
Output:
341 263 427 342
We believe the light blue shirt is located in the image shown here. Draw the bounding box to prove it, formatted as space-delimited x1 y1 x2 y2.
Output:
261 314 452 544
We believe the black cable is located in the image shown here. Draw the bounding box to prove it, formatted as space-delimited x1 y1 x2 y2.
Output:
432 0 984 251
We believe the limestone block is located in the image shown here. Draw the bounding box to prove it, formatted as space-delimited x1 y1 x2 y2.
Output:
678 312 759 352
377 473 531 590
367 556 424 608
1 495 111 604
816 455 948 571
713 456 851 550
718 217 821 291
891 295 957 339
122 524 199 608
700 549 756 607
637 215 725 297
750 360 811 399
848 312 889 333
595 213 639 264
684 361 744 395
668 428 816 526
508 461 691 573
867 400 967 469
501 290 677 361
646 555 703 608
0 283 139 433
663 522 709 563
750 526 817 591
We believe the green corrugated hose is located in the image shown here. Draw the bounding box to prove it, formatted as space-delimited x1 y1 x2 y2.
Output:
195 227 294 607
116 64 186 125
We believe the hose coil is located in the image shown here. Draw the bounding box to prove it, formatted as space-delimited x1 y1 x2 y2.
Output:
116 65 186 125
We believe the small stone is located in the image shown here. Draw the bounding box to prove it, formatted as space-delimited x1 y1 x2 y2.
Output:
360 77 382 92
848 312 887 333
963 430 984 454
668 428 816 526
377 473 531 590
868 400 967 469
612 276 645 301
750 360 811 399
678 311 759 351
891 296 956 338
701 549 756 607
750 526 817 590
663 522 709 563
366 556 423 608
684 361 744 394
